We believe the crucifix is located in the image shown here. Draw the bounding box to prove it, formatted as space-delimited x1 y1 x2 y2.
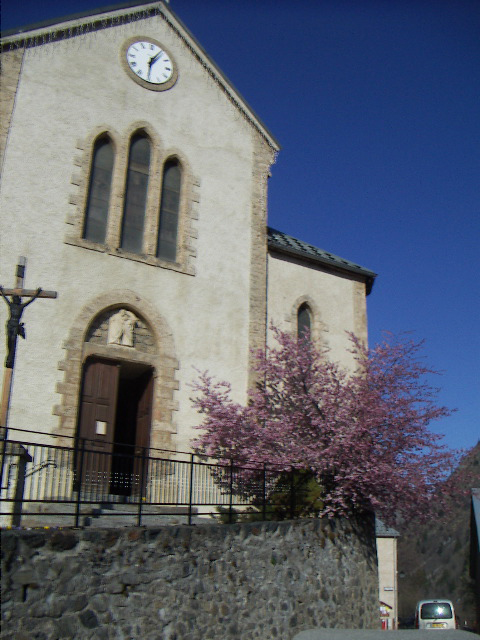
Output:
0 257 57 430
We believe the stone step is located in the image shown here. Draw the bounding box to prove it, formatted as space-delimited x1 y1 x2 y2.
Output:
14 501 215 528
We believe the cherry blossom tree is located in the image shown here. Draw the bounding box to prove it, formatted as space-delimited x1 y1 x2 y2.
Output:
191 327 458 524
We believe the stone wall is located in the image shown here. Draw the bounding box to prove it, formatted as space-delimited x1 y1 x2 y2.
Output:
1 517 379 640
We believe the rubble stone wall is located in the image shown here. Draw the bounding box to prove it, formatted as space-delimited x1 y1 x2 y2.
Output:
1 517 379 640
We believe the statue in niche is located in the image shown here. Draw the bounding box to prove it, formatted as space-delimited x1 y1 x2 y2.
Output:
107 309 137 347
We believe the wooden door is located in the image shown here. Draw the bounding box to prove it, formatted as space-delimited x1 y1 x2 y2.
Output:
133 372 153 496
76 359 120 495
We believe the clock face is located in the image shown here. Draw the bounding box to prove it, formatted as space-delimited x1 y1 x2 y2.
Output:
122 37 178 91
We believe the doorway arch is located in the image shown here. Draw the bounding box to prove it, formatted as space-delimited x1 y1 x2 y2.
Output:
54 290 179 456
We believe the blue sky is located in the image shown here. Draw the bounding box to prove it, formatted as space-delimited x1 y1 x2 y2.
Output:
2 0 479 452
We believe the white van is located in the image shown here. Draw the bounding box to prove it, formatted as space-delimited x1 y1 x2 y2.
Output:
415 599 457 630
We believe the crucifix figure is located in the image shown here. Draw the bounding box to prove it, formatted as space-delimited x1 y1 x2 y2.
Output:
0 288 43 368
0 257 57 429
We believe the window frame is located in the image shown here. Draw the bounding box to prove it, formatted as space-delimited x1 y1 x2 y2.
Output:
66 125 197 277
156 158 182 262
297 302 312 339
82 134 115 245
120 132 152 255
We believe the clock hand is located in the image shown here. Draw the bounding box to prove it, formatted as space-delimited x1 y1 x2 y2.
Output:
149 50 164 67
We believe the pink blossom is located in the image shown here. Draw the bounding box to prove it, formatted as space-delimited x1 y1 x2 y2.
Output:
190 328 458 524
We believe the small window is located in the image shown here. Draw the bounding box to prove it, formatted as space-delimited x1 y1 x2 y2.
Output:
83 136 114 243
420 603 453 620
121 134 151 254
157 160 181 261
297 303 312 339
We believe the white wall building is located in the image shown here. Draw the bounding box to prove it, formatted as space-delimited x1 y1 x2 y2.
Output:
376 519 400 630
1 2 376 482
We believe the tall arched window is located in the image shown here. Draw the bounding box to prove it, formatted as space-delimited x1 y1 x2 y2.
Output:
83 136 114 243
297 303 312 339
157 160 181 262
121 133 151 254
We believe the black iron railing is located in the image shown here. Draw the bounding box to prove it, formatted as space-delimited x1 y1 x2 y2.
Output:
0 428 304 527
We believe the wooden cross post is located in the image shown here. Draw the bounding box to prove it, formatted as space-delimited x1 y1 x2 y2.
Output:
0 257 58 432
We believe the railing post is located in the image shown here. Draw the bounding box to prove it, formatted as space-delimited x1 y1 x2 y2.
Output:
228 459 234 524
137 447 147 527
11 445 33 527
188 453 195 526
74 438 86 527
262 463 267 521
0 427 8 496
290 466 295 520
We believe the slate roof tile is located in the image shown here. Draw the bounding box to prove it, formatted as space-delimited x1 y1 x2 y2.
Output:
267 227 377 294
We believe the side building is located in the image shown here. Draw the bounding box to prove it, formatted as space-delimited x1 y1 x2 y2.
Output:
376 519 400 630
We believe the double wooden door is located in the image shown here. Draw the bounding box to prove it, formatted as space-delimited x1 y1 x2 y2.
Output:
76 358 153 497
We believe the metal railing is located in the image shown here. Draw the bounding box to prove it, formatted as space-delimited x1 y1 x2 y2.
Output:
0 428 306 527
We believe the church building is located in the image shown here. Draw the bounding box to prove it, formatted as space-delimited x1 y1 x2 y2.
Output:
0 2 376 469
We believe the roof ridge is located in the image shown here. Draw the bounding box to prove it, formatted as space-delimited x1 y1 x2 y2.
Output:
267 227 377 292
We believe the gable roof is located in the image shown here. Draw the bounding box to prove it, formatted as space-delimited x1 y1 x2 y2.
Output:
375 518 400 538
0 1 280 152
268 227 377 295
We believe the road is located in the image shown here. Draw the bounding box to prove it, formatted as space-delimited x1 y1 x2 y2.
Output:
294 630 474 639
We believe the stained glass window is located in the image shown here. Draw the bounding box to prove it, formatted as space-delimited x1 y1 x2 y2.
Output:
157 160 181 261
121 134 151 254
297 303 312 339
83 136 114 243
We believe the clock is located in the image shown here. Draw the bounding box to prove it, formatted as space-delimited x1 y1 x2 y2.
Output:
122 36 178 91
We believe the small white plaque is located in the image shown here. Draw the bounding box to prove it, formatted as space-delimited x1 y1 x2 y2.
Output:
95 421 107 436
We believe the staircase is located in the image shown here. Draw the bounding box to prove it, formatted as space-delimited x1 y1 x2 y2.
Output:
16 501 210 528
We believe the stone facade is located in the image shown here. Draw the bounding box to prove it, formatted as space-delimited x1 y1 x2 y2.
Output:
1 517 379 640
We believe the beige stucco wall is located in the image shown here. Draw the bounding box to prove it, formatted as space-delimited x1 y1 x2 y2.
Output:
1 5 369 459
0 8 275 452
376 536 398 629
267 252 368 369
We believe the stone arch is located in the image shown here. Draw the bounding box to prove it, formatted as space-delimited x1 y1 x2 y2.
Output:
82 132 116 243
67 124 122 243
155 150 191 263
53 289 179 452
145 142 196 268
286 294 329 344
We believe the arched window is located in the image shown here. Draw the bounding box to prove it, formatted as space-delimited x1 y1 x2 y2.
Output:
83 136 114 243
121 133 151 254
297 303 312 339
157 160 181 261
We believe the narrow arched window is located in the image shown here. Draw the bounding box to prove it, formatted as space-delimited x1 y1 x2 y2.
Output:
297 303 312 339
121 133 151 254
83 136 114 243
157 160 181 262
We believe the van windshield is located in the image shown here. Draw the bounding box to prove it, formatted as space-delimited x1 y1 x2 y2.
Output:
421 603 453 619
